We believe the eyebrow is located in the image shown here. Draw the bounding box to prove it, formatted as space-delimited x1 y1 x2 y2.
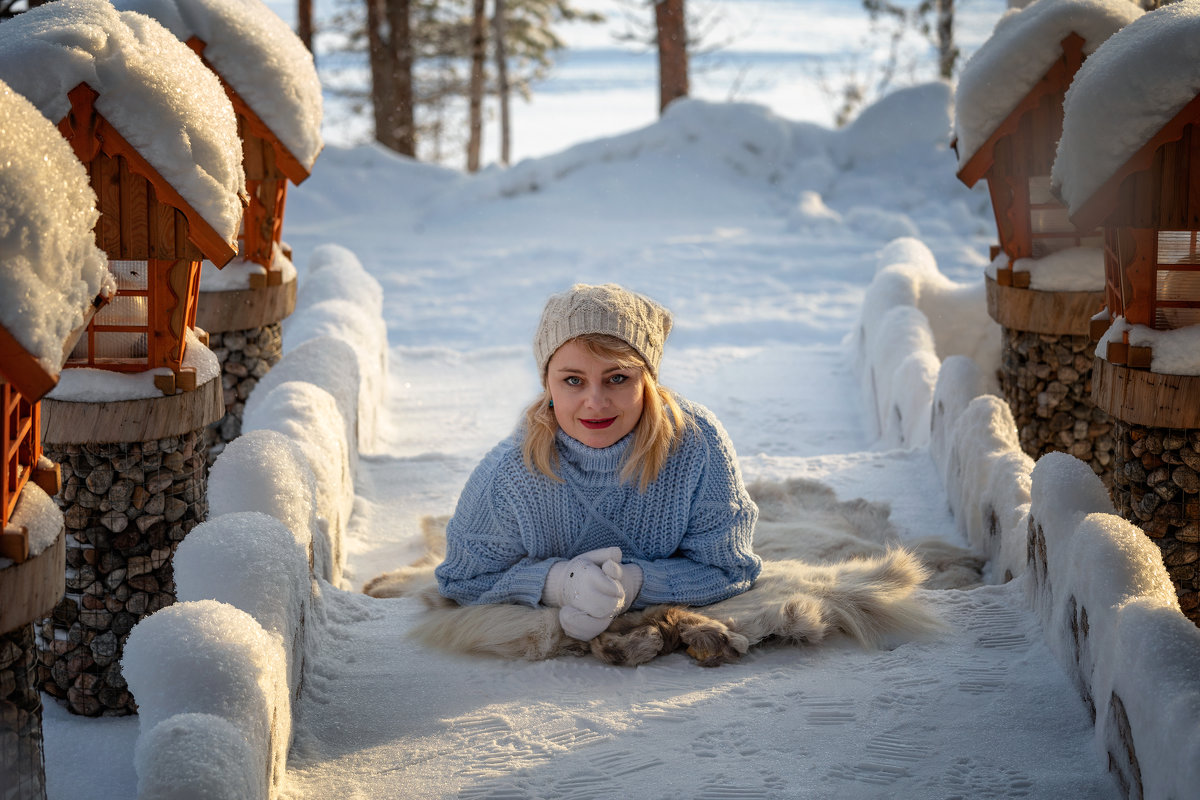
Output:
554 366 631 376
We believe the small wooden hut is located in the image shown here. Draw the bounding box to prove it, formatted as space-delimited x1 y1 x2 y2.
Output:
1053 0 1200 623
0 73 110 799
954 0 1140 480
0 0 245 716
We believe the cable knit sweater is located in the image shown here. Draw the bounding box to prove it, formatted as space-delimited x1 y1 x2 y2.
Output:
435 399 761 609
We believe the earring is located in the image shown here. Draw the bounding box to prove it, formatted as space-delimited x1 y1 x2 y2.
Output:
548 399 554 409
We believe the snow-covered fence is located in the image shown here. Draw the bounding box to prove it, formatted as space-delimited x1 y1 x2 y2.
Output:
122 244 385 799
857 238 1200 799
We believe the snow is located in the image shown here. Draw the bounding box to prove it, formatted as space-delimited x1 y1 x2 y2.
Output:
1097 315 1200 375
1053 0 1200 216
0 80 111 380
0 482 63 567
36 0 1200 797
0 0 244 246
113 0 323 170
1002 246 1107 292
199 248 298 292
47 328 220 401
954 0 1141 169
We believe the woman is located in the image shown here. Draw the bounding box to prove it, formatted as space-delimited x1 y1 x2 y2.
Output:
435 283 762 641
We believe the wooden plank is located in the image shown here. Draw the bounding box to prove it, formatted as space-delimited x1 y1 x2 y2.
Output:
95 153 122 256
985 275 1105 335
1093 356 1200 428
195 275 297 333
0 323 58 401
41 368 224 444
150 186 177 259
118 157 150 259
0 525 64 631
243 129 267 180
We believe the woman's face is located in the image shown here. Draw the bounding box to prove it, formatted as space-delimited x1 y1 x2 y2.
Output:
546 338 646 449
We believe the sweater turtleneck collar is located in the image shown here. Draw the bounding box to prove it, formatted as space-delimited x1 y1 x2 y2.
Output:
555 428 632 476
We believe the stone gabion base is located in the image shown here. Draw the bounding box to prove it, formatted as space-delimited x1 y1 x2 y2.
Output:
1000 327 1115 484
1 624 46 800
1111 420 1200 623
203 322 283 466
38 431 208 716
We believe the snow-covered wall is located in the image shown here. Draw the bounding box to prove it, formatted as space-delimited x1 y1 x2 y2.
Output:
122 245 386 799
857 237 1200 799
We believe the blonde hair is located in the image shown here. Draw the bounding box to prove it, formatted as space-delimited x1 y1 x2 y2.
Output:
521 334 690 491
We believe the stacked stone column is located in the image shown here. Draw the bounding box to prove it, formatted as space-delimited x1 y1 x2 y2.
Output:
36 376 222 715
1 493 66 799
987 277 1115 485
1093 359 1200 623
196 276 295 466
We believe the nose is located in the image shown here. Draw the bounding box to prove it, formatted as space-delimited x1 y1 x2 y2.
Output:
582 383 609 410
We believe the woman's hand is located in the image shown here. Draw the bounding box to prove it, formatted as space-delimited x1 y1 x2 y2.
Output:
543 548 625 617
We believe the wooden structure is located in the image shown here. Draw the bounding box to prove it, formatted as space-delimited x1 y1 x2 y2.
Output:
1073 94 1200 367
187 37 311 282
57 82 236 394
958 33 1102 285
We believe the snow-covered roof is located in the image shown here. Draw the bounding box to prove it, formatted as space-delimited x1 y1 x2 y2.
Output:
0 0 245 247
954 0 1142 170
1053 0 1200 217
0 80 112 385
115 0 323 172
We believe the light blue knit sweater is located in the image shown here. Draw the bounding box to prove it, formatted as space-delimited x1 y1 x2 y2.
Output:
435 400 761 609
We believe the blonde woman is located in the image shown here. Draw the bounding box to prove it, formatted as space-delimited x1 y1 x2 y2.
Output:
435 283 762 641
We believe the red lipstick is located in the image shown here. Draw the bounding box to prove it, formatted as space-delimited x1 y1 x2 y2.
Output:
580 417 616 429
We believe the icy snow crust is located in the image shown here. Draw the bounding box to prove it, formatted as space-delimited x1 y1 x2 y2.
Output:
114 0 322 169
0 81 111 379
1054 0 1200 215
954 0 1141 170
0 0 244 246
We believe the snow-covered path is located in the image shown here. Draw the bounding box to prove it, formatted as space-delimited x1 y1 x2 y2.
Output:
273 97 1121 798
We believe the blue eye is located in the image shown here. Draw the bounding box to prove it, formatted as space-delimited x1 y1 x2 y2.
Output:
610 374 627 384
565 376 582 386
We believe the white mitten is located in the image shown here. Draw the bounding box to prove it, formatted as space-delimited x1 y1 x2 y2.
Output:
615 562 644 613
559 605 615 641
542 548 625 618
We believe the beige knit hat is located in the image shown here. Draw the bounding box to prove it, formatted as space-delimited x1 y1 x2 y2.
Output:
534 283 673 378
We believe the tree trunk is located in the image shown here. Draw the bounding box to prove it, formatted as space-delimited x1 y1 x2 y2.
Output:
655 0 688 115
492 0 511 166
935 0 957 80
466 0 488 172
298 0 314 55
367 0 415 157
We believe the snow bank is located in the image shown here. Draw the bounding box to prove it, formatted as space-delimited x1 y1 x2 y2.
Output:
123 600 289 800
853 238 1000 446
1053 0 1200 216
858 234 1200 796
0 80 111 380
174 511 312 697
114 0 322 170
207 429 333 584
282 245 388 452
241 381 352 580
955 0 1141 169
1026 453 1200 800
0 0 244 246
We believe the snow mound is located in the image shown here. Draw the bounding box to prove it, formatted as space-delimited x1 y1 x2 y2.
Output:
1053 0 1200 216
0 0 244 246
123 600 288 800
955 0 1141 169
114 0 322 170
0 80 111 380
134 713 261 800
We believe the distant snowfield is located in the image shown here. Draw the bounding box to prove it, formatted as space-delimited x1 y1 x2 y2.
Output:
265 0 1010 165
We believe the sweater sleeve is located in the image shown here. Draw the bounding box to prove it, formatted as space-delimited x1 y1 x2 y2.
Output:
434 442 557 607
628 408 762 608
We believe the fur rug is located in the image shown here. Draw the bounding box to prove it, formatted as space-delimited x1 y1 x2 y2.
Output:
364 478 984 666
